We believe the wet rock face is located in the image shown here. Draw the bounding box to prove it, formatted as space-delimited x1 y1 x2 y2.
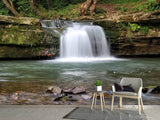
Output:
115 38 160 56
95 18 160 57
1 12 160 59
0 15 58 59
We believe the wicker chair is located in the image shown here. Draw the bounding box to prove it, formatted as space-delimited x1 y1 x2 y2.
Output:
111 77 144 115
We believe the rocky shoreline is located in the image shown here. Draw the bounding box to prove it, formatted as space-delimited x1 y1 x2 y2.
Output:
0 85 160 105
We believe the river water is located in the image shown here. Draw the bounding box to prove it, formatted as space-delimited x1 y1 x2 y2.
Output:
0 58 160 104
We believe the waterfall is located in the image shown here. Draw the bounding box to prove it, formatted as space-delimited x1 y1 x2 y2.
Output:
40 20 72 37
40 20 112 62
60 23 110 59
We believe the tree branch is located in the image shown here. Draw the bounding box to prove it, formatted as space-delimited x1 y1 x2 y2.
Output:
2 0 21 17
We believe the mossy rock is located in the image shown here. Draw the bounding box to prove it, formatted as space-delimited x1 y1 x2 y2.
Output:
0 25 44 46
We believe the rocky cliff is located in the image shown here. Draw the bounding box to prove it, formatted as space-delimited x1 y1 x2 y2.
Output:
0 10 160 59
0 15 57 59
95 10 160 57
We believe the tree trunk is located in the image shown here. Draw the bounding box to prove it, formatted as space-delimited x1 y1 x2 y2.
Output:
79 0 97 16
46 0 53 10
2 0 21 17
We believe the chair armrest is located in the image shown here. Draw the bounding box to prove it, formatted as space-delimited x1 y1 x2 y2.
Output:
138 87 142 97
112 85 116 93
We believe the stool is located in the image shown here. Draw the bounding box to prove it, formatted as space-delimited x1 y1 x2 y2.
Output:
91 91 106 111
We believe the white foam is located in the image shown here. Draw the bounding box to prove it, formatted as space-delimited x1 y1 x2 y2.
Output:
51 57 126 63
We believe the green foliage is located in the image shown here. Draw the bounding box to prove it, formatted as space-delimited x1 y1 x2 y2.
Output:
145 0 160 11
1 0 160 19
119 22 149 36
9 38 13 44
129 23 141 32
101 0 143 4
141 26 149 35
95 80 102 86
118 22 128 31
0 1 9 15
115 5 121 11
16 0 34 17
108 0 159 14
130 4 144 13
121 6 128 14
52 0 69 10
63 0 85 5
54 4 80 19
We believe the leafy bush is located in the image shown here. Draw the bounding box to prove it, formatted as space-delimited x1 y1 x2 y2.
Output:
0 1 9 15
129 23 141 32
145 0 160 11
101 0 143 4
141 26 149 35
16 0 34 17
121 6 128 14
69 0 85 4
130 4 144 13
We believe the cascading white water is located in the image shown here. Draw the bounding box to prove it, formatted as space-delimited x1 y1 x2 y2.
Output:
40 20 114 62
60 23 110 60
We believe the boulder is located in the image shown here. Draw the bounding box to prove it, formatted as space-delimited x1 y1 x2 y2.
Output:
63 86 86 94
150 86 160 94
142 88 149 94
81 94 92 100
46 86 62 95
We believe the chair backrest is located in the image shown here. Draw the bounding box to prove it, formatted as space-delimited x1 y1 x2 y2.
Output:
120 77 143 93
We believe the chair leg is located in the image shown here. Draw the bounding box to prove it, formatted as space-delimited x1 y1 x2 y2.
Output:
138 98 141 115
140 97 144 111
111 95 114 111
119 97 122 108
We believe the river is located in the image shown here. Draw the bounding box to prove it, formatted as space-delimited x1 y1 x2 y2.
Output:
0 58 160 104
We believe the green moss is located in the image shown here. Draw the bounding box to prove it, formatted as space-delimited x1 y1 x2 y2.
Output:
0 25 44 46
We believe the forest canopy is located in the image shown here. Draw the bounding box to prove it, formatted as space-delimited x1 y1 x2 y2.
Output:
0 0 160 19
0 0 86 17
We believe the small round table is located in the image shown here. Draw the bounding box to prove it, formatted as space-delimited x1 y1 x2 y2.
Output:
91 90 106 111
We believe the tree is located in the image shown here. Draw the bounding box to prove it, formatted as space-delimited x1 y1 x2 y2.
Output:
46 0 53 10
2 0 21 16
79 0 97 16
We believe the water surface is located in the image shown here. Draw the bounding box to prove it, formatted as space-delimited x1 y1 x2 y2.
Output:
0 58 160 104
0 58 160 88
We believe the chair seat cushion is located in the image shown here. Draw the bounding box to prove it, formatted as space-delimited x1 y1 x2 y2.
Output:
114 83 135 92
113 91 138 96
123 85 135 92
114 83 123 91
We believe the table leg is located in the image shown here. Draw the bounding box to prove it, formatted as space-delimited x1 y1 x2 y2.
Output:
100 93 103 111
91 93 95 110
94 93 97 108
102 93 106 108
